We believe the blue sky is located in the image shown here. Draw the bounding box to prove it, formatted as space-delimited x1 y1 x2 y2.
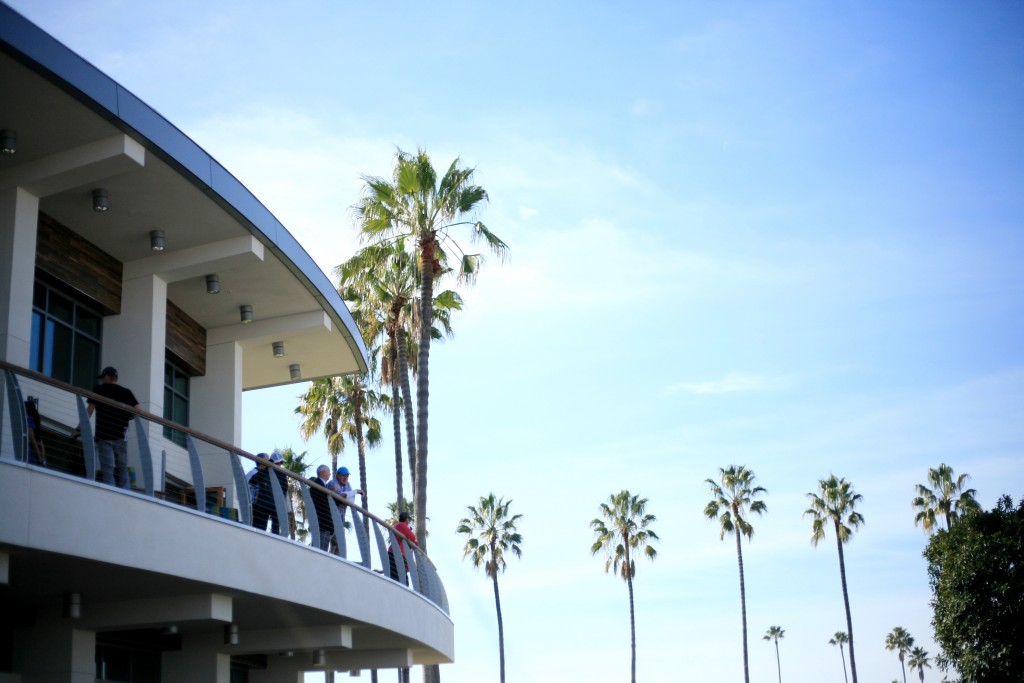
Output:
10 1 1024 681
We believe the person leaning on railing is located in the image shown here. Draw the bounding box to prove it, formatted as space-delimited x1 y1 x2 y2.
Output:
25 397 46 466
72 366 140 489
388 512 418 584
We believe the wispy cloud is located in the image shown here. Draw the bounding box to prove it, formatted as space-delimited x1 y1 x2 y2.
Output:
665 372 791 395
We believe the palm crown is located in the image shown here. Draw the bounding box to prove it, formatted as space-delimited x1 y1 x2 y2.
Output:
591 490 659 580
705 465 768 539
457 494 523 578
806 475 865 545
912 463 980 533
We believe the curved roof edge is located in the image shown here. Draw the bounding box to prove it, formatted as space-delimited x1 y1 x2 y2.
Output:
0 2 368 373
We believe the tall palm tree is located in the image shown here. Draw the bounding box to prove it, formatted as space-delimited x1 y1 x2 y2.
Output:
912 463 980 533
354 148 507 549
704 465 768 683
590 490 659 683
828 631 850 683
907 646 930 682
456 494 523 683
762 626 784 683
296 375 383 517
278 447 310 540
885 627 914 683
806 475 864 683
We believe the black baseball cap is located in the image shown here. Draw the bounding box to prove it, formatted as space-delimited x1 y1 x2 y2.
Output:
98 366 118 379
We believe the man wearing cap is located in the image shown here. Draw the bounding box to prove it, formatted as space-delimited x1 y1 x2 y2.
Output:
82 366 140 489
327 466 365 551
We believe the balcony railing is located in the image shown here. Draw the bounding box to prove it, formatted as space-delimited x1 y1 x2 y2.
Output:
0 359 448 615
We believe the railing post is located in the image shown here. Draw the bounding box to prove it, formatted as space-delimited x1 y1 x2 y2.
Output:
348 508 372 569
3 369 27 461
184 434 206 513
229 452 252 526
328 497 345 554
299 483 319 550
75 395 96 481
405 549 421 594
131 415 154 495
269 466 290 538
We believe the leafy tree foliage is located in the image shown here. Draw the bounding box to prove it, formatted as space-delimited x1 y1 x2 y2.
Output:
923 495 1023 682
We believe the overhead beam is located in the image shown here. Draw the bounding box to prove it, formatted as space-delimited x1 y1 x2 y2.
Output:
123 235 265 282
207 310 332 346
0 134 145 196
230 624 352 654
81 592 232 630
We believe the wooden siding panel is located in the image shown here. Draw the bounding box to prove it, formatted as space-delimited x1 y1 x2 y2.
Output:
166 300 206 376
36 213 122 315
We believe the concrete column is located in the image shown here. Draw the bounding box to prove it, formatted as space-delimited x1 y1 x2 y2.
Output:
14 611 96 683
0 186 40 366
191 340 243 447
162 633 231 683
102 273 167 416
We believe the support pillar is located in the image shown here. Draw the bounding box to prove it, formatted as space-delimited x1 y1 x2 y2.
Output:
14 611 96 683
162 633 231 683
0 186 40 366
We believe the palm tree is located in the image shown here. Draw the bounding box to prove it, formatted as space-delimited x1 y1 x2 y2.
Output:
907 646 930 682
704 465 767 683
590 490 658 683
762 626 784 683
912 463 980 533
354 148 507 549
806 475 864 683
278 447 310 540
456 494 523 683
828 631 850 683
885 627 914 683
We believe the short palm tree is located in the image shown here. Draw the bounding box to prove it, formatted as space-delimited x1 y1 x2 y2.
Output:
907 646 930 682
456 494 523 683
885 627 914 683
912 463 980 533
806 476 864 683
591 490 658 683
828 631 850 683
763 625 784 683
354 148 507 550
705 465 767 683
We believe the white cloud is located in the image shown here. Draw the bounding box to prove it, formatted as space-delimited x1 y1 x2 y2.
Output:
665 372 791 395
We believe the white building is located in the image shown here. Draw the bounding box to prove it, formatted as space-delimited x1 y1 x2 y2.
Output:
0 4 452 681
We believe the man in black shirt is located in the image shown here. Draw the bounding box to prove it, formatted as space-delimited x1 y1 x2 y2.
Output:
85 366 140 488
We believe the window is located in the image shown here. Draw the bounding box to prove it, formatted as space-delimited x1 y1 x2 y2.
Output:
163 361 190 447
30 281 102 390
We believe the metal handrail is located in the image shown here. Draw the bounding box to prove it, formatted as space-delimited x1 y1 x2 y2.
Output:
0 359 447 614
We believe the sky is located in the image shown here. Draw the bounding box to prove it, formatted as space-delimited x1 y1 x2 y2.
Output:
9 1 1024 682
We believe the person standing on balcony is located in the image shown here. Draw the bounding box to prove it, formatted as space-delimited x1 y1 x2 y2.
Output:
388 511 418 583
309 464 335 551
79 366 139 489
327 466 364 554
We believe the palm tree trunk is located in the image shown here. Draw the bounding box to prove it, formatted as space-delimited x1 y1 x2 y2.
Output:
900 656 907 683
492 570 506 683
735 529 750 683
391 372 405 514
627 572 637 683
835 525 858 683
355 389 369 537
414 237 434 550
397 327 417 509
774 640 781 683
839 645 848 683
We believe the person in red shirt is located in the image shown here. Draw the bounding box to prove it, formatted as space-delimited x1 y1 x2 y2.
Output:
388 511 418 583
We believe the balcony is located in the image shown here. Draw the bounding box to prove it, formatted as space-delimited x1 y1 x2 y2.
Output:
0 361 452 682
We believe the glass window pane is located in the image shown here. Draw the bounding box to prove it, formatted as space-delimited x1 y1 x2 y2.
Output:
173 372 188 396
48 291 73 324
173 395 188 425
164 364 173 386
72 336 99 390
76 307 101 338
50 324 72 382
30 311 43 372
33 281 46 309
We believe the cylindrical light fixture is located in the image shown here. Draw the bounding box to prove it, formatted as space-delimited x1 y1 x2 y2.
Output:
240 305 253 323
149 230 165 251
224 623 239 646
205 274 220 294
0 130 15 155
289 364 301 380
92 188 109 212
272 341 285 358
64 592 82 619
313 650 326 667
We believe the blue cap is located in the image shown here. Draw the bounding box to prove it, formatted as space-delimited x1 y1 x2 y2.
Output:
337 466 350 476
